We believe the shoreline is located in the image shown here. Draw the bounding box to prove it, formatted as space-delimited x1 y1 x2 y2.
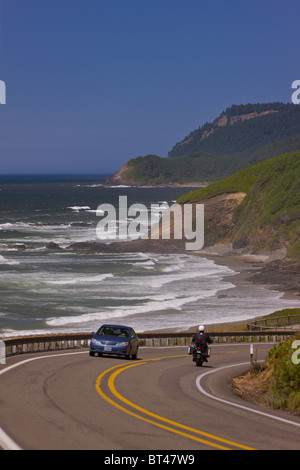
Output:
183 244 299 333
65 238 299 333
103 181 209 188
2 241 299 338
192 244 299 300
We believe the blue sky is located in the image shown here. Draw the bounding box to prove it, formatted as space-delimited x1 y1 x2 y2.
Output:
0 0 299 174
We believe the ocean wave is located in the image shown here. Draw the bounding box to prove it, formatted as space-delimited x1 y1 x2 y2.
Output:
67 206 91 211
0 223 15 230
0 219 99 248
0 328 57 338
0 254 20 265
75 184 103 188
46 272 114 286
0 221 72 230
45 291 216 327
105 185 131 188
136 267 233 289
128 259 155 267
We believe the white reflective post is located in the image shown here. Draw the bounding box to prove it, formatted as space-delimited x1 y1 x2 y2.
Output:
250 343 254 363
0 340 6 365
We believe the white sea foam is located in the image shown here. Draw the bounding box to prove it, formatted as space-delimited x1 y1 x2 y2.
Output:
0 220 99 248
128 259 155 267
67 206 91 211
76 184 103 188
0 255 20 265
106 185 131 188
0 221 72 231
46 273 114 285
45 291 215 327
0 328 56 338
0 223 15 230
137 266 234 289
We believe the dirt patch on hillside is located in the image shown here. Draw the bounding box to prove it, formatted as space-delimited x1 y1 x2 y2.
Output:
202 192 246 245
232 364 271 404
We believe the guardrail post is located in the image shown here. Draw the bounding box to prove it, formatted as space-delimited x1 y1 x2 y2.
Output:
250 344 254 363
0 340 6 365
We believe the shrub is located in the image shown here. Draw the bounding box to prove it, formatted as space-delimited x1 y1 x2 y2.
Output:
262 332 300 414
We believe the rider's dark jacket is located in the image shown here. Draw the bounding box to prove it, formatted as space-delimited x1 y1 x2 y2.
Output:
192 332 212 349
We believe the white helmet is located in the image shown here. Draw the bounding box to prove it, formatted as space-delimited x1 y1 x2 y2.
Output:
198 325 205 332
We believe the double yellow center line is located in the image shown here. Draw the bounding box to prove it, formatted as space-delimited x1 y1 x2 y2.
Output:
95 355 254 450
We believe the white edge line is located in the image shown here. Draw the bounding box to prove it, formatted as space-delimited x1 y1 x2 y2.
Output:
195 361 300 428
0 351 88 450
0 428 22 451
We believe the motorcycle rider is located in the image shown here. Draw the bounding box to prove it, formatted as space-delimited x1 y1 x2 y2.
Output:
192 325 212 361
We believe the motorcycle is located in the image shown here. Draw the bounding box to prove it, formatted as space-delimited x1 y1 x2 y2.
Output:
188 344 211 367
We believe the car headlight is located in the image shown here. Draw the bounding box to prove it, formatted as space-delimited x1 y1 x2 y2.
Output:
119 341 129 346
91 338 101 345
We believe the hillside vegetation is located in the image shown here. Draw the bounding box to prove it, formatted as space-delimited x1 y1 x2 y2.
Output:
169 102 300 159
107 102 300 185
177 151 300 257
233 331 300 415
116 153 247 185
250 135 300 165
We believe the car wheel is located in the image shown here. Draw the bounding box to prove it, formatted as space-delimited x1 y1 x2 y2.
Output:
89 351 95 357
125 347 131 360
131 347 138 360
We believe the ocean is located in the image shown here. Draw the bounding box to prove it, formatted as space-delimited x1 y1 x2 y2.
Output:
0 174 299 337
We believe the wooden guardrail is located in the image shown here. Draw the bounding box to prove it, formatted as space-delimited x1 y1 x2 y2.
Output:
247 314 300 331
1 329 298 357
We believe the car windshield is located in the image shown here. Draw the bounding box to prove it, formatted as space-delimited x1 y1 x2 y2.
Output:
97 326 130 338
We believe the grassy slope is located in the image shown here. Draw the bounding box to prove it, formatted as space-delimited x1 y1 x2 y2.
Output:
177 151 300 256
262 332 300 414
233 331 300 415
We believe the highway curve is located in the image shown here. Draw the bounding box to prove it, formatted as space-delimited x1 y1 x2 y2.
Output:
0 343 299 450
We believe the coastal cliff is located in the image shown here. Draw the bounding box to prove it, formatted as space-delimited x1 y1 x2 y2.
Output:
106 103 300 186
178 151 300 293
177 151 300 256
68 151 300 295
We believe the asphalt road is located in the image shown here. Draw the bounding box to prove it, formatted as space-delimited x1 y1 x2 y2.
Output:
0 343 299 450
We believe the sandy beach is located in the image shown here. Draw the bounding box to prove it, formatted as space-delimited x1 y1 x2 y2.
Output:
187 245 299 332
66 237 300 333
